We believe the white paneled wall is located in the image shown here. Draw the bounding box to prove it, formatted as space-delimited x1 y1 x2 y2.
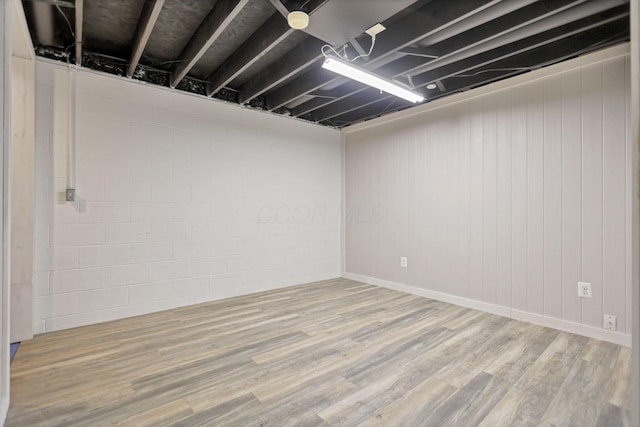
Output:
345 49 631 343
34 60 341 333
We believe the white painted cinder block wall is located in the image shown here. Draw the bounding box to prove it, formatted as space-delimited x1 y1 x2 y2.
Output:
33 60 342 334
343 46 632 346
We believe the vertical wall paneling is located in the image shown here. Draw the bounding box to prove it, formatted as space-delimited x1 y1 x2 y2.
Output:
468 99 484 301
456 104 471 297
543 75 563 319
482 96 497 304
495 93 512 308
511 88 528 311
602 57 627 332
344 48 630 342
526 83 544 315
581 63 604 328
398 135 409 286
561 69 583 324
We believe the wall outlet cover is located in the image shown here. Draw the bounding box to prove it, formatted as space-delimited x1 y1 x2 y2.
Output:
577 282 592 298
400 257 408 268
603 314 617 331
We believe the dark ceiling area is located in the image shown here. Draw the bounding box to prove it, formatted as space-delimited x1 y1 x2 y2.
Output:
22 0 630 128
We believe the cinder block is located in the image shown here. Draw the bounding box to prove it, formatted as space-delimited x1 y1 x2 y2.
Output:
151 184 191 203
172 277 209 297
105 181 151 202
50 267 105 293
34 293 79 319
173 240 210 259
129 281 172 304
76 288 128 312
149 259 190 281
79 202 130 223
106 223 152 244
190 257 227 277
45 312 102 333
106 264 150 287
51 224 105 246
101 303 149 322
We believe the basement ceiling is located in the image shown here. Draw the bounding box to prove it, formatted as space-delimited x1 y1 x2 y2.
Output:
22 0 630 128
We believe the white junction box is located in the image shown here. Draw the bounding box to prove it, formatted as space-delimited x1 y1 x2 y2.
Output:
577 282 592 298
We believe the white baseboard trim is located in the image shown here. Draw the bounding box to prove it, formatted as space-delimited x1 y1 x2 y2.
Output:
343 272 632 347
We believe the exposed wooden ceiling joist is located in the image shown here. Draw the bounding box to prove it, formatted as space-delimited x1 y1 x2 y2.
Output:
238 37 325 104
170 0 250 88
326 20 627 126
20 0 631 128
206 0 329 97
267 0 288 18
126 0 165 78
293 0 588 118
74 0 82 65
312 12 628 123
265 0 499 112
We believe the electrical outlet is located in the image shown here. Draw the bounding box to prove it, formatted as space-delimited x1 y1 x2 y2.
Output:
65 188 76 202
400 257 408 268
603 314 617 331
577 282 592 298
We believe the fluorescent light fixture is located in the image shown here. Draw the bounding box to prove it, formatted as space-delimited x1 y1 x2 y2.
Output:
321 56 424 103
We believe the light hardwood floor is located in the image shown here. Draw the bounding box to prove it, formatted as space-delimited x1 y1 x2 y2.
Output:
7 278 631 426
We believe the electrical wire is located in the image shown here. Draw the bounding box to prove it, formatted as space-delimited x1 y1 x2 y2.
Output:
56 5 75 38
321 34 377 62
321 44 344 58
55 5 76 60
351 34 376 62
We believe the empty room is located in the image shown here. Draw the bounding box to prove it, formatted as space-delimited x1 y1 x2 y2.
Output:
1 0 639 425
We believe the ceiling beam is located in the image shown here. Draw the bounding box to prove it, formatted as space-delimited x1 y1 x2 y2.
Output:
127 0 165 78
349 38 370 62
398 46 440 58
294 0 598 117
311 88 395 122
206 0 329 97
265 0 510 111
325 21 626 127
170 0 249 88
401 0 625 77
74 0 83 65
238 37 325 104
268 0 289 18
24 0 75 8
312 13 627 123
408 9 628 87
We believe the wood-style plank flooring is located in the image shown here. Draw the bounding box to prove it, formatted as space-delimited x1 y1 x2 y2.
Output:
7 279 631 426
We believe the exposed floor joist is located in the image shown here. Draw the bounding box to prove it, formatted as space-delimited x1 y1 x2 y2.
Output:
266 0 504 112
292 0 573 117
311 5 629 123
170 0 250 88
74 0 82 65
206 0 330 97
20 0 631 127
238 36 326 104
126 0 165 78
327 22 626 126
